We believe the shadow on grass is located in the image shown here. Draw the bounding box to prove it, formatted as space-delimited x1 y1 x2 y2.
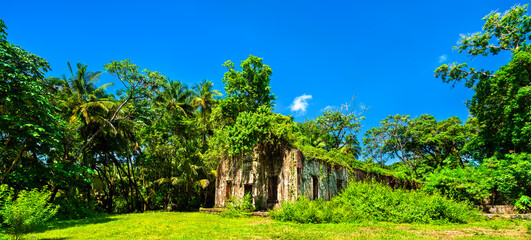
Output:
32 213 116 234
0 214 115 240
0 230 68 240
32 238 68 240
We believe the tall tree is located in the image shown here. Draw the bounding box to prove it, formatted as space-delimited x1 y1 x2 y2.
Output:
363 115 414 168
192 79 221 148
192 79 221 121
74 59 165 158
46 63 115 212
61 62 114 125
301 97 365 158
0 19 62 185
364 115 471 177
155 80 194 120
220 55 276 121
406 115 471 172
56 63 115 161
435 4 531 158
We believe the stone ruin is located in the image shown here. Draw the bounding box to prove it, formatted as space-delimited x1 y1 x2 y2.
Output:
214 143 348 209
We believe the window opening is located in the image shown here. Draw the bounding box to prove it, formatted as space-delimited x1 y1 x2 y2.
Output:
226 181 232 199
312 176 319 200
337 179 344 193
268 176 278 203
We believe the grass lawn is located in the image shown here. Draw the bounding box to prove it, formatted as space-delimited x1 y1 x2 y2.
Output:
0 212 529 239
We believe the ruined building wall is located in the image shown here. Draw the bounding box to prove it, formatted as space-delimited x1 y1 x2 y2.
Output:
214 146 349 209
297 156 348 201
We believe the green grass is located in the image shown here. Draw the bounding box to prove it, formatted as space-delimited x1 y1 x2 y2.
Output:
0 212 529 240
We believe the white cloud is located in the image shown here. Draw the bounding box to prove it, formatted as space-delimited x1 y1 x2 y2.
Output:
438 54 448 63
290 94 312 114
322 105 334 111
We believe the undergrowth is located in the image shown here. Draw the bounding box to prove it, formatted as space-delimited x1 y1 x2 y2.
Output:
220 193 254 218
270 181 479 224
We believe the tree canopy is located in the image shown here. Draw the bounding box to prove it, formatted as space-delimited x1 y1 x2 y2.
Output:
435 4 531 158
0 19 62 185
220 55 276 121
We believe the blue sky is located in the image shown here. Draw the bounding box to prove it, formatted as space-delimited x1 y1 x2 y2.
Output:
1 0 522 146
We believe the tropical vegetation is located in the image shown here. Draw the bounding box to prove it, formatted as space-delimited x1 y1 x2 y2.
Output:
0 4 531 239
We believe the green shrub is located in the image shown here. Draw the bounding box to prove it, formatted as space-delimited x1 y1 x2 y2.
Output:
271 181 479 224
270 196 329 223
220 193 254 218
422 167 492 205
0 185 58 240
485 154 531 201
514 196 531 213
526 221 531 234
0 185 10 227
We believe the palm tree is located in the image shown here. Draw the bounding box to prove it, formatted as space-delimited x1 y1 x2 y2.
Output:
192 79 221 121
155 80 194 120
61 63 152 211
54 62 118 164
47 63 124 210
192 79 221 148
61 62 115 126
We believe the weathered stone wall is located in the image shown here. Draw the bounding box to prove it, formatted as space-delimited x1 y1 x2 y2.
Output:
297 157 349 201
214 144 296 209
214 145 349 209
482 205 515 214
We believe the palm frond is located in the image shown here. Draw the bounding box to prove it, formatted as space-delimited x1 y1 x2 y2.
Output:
93 82 115 95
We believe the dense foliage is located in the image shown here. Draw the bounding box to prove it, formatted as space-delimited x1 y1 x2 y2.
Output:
435 4 531 158
363 114 472 175
0 185 58 240
0 19 62 189
299 98 365 158
426 4 531 208
356 5 531 210
270 181 479 224
219 55 276 122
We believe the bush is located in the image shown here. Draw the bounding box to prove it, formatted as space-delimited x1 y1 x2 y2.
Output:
0 185 58 240
422 167 492 205
0 185 10 227
489 154 531 200
422 153 531 206
515 195 531 213
220 193 254 218
270 181 479 224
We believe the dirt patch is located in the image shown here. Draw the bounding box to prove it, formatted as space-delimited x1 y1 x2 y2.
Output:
246 220 271 225
401 226 528 239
